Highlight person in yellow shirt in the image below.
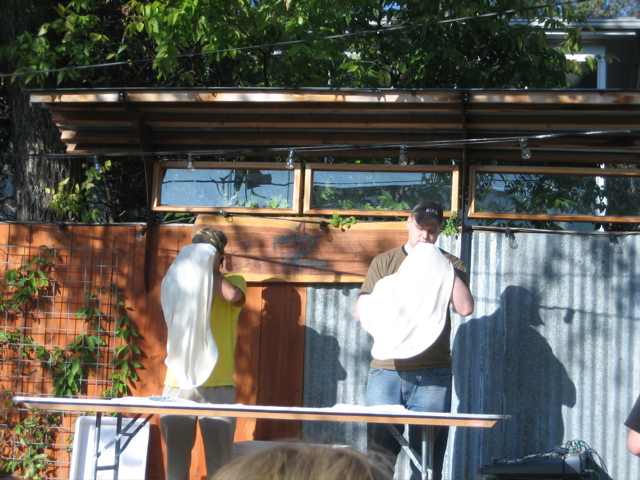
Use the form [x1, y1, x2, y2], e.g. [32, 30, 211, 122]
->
[160, 227, 247, 480]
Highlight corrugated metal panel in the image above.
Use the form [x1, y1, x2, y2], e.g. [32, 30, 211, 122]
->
[301, 232, 640, 480]
[454, 231, 640, 480]
[301, 283, 369, 449]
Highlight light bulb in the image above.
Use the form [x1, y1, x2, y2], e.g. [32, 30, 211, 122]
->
[186, 153, 195, 172]
[519, 138, 532, 160]
[136, 227, 147, 242]
[286, 149, 296, 169]
[399, 145, 408, 166]
[93, 155, 103, 174]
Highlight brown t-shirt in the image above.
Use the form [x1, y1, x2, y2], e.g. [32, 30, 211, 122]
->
[359, 245, 469, 370]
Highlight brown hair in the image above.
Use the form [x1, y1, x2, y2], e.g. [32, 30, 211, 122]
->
[213, 442, 392, 480]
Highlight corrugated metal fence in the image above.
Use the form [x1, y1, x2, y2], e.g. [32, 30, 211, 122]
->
[302, 231, 640, 480]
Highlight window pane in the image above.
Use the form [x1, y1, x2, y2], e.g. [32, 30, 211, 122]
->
[601, 176, 640, 217]
[474, 172, 606, 216]
[160, 168, 295, 209]
[311, 170, 453, 211]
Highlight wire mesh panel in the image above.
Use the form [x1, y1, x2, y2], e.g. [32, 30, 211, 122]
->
[0, 244, 122, 480]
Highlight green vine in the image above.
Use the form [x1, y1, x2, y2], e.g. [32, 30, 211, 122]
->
[0, 394, 60, 480]
[329, 212, 357, 231]
[0, 252, 53, 312]
[108, 295, 142, 398]
[441, 212, 460, 237]
[0, 251, 142, 478]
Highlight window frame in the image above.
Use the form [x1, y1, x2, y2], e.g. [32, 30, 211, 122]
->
[469, 165, 640, 223]
[151, 161, 303, 215]
[302, 163, 459, 218]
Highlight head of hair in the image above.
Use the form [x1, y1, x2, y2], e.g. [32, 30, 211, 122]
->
[212, 442, 392, 480]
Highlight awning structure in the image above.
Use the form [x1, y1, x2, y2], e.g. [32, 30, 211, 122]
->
[28, 88, 640, 165]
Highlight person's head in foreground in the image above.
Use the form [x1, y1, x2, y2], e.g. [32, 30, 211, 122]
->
[212, 442, 392, 480]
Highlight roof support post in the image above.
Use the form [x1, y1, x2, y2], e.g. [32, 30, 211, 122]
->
[121, 91, 156, 292]
[458, 91, 472, 267]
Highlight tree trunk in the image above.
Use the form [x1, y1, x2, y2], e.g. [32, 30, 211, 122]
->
[0, 0, 83, 222]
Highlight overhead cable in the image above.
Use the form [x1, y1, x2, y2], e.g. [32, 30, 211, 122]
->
[7, 127, 637, 161]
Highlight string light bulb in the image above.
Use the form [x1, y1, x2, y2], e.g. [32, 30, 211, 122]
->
[519, 138, 532, 160]
[136, 227, 147, 242]
[93, 155, 103, 174]
[286, 149, 296, 169]
[398, 145, 408, 166]
[186, 153, 195, 172]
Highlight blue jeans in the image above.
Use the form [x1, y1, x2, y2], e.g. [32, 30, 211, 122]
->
[365, 366, 452, 480]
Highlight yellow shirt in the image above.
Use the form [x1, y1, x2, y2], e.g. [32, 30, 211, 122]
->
[164, 274, 247, 388]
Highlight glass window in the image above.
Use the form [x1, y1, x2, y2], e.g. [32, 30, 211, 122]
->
[304, 164, 458, 217]
[470, 165, 640, 222]
[153, 162, 302, 214]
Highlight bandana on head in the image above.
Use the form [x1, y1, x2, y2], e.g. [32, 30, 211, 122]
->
[192, 227, 227, 254]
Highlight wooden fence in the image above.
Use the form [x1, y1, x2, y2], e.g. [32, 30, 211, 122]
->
[0, 216, 409, 480]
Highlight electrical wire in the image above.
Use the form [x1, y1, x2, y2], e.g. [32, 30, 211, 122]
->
[4, 127, 639, 162]
[0, 0, 589, 81]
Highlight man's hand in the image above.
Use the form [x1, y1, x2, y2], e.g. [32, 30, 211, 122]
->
[628, 429, 640, 456]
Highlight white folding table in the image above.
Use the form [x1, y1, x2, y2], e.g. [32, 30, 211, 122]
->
[14, 396, 507, 480]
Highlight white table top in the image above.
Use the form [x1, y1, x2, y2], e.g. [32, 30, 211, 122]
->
[14, 395, 507, 428]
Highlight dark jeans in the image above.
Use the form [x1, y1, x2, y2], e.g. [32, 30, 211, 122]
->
[365, 366, 452, 480]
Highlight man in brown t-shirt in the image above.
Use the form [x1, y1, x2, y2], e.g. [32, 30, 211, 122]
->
[354, 200, 474, 480]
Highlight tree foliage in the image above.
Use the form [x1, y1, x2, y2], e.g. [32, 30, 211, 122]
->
[1, 0, 595, 89]
[0, 0, 631, 225]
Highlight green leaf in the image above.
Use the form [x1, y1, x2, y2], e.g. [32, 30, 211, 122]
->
[70, 358, 80, 376]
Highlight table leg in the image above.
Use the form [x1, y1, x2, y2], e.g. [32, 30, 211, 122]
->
[88, 412, 152, 480]
[422, 425, 434, 480]
[92, 413, 102, 480]
[113, 413, 122, 480]
[386, 424, 434, 479]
